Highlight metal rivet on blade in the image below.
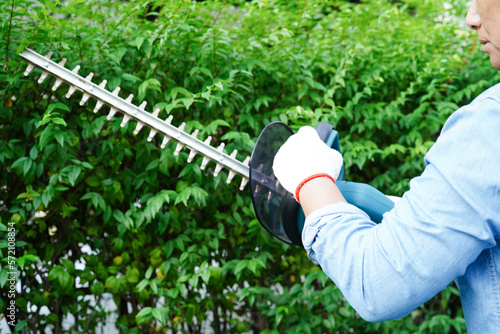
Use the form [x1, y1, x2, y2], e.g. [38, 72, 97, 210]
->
[176, 122, 186, 139]
[43, 51, 53, 68]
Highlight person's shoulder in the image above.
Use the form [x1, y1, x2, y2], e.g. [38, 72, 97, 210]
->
[438, 83, 500, 139]
[470, 82, 500, 105]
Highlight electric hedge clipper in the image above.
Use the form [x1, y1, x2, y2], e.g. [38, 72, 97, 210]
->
[19, 48, 395, 247]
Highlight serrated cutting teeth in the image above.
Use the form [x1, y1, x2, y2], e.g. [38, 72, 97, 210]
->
[134, 101, 148, 135]
[173, 123, 187, 155]
[160, 115, 174, 148]
[93, 80, 108, 113]
[226, 150, 238, 183]
[79, 74, 94, 105]
[37, 52, 53, 83]
[52, 78, 63, 91]
[200, 136, 212, 170]
[120, 96, 134, 127]
[146, 109, 161, 141]
[38, 71, 49, 84]
[213, 143, 226, 177]
[65, 65, 81, 98]
[24, 63, 35, 76]
[239, 157, 250, 190]
[51, 59, 67, 91]
[172, 122, 186, 154]
[120, 115, 130, 127]
[186, 129, 199, 162]
[44, 51, 53, 62]
[19, 48, 251, 190]
[107, 108, 117, 120]
[93, 100, 103, 113]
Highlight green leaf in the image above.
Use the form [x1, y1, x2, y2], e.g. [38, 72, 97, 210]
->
[137, 279, 149, 292]
[39, 125, 54, 149]
[170, 87, 192, 100]
[47, 102, 70, 113]
[52, 117, 68, 126]
[22, 159, 33, 176]
[201, 270, 210, 284]
[86, 176, 101, 187]
[146, 160, 159, 171]
[90, 281, 104, 295]
[136, 307, 153, 325]
[182, 97, 195, 110]
[53, 128, 65, 147]
[81, 192, 106, 210]
[174, 187, 208, 207]
[0, 268, 9, 288]
[21, 254, 41, 263]
[122, 73, 142, 83]
[68, 165, 82, 186]
[152, 307, 168, 325]
[234, 259, 248, 276]
[135, 36, 144, 49]
[29, 146, 38, 160]
[14, 319, 28, 332]
[10, 157, 28, 170]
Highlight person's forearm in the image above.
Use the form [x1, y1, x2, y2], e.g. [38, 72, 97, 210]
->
[298, 178, 347, 216]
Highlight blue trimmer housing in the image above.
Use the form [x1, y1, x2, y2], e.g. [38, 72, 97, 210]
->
[249, 122, 395, 247]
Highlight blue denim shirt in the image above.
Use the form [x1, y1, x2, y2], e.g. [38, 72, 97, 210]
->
[302, 83, 500, 333]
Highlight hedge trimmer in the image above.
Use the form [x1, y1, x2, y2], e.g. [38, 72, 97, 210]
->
[20, 48, 395, 247]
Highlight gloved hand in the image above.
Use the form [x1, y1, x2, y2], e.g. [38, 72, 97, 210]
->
[272, 126, 343, 203]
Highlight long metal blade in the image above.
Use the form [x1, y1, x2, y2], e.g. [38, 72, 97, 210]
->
[20, 48, 250, 190]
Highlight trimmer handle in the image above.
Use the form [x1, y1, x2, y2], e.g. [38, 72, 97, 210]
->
[249, 122, 395, 247]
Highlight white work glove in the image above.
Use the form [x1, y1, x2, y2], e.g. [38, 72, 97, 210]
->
[272, 126, 343, 202]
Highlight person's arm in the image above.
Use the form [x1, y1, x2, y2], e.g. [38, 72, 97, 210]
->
[298, 177, 346, 216]
[273, 97, 500, 321]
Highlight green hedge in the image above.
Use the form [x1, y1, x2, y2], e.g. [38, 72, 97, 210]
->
[1, 0, 499, 333]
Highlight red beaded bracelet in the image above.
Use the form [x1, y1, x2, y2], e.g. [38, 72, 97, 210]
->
[295, 173, 335, 204]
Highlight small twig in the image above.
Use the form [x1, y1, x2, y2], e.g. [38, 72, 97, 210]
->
[103, 4, 141, 45]
[5, 0, 15, 67]
[83, 295, 101, 332]
[132, 1, 186, 73]
[2, 23, 40, 103]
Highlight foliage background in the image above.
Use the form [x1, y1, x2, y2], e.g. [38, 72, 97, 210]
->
[1, 0, 499, 333]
